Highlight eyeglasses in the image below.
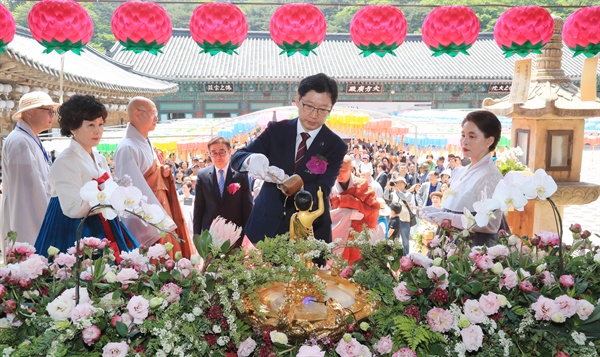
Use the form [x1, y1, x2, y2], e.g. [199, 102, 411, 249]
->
[210, 150, 228, 158]
[38, 107, 56, 116]
[300, 100, 331, 117]
[137, 109, 158, 118]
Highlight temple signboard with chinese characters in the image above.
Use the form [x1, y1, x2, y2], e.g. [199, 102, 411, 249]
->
[487, 83, 511, 93]
[346, 83, 383, 94]
[205, 83, 234, 93]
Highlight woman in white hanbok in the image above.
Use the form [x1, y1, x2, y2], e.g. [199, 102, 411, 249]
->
[35, 95, 138, 259]
[422, 111, 507, 246]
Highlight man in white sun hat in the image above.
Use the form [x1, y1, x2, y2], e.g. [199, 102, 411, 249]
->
[0, 91, 60, 254]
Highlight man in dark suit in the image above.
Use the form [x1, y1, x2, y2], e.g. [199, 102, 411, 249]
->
[231, 73, 347, 243]
[375, 163, 388, 189]
[193, 136, 253, 238]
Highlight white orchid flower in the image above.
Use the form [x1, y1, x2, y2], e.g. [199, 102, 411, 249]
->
[520, 168, 557, 200]
[140, 201, 166, 225]
[492, 180, 528, 213]
[461, 207, 476, 230]
[80, 179, 118, 219]
[473, 198, 501, 227]
[109, 186, 143, 213]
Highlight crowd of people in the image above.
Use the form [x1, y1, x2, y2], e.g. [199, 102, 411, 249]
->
[1, 73, 507, 266]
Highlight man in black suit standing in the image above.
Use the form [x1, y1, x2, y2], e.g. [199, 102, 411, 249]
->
[193, 136, 253, 238]
[231, 73, 347, 243]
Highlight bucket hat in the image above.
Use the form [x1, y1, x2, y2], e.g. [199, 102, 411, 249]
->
[12, 91, 60, 120]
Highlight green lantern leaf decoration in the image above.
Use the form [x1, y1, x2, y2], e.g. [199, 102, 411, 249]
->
[501, 40, 545, 58]
[356, 42, 400, 58]
[119, 39, 165, 55]
[429, 42, 473, 57]
[569, 43, 600, 58]
[0, 39, 7, 54]
[197, 40, 241, 56]
[39, 39, 86, 55]
[276, 41, 320, 57]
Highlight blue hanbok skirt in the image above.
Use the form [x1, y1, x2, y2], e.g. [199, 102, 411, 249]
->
[35, 197, 138, 257]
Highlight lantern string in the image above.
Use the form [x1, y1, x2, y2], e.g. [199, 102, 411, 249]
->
[59, 53, 64, 104]
[9, 0, 597, 9]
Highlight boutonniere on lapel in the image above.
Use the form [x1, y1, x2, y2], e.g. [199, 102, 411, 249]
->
[306, 155, 328, 175]
[227, 183, 241, 195]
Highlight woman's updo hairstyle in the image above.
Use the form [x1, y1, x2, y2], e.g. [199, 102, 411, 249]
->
[462, 110, 502, 152]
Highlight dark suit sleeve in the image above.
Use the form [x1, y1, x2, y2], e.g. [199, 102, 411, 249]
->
[240, 172, 253, 228]
[230, 122, 275, 172]
[192, 174, 205, 236]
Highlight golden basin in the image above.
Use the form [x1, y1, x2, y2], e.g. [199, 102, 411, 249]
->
[242, 271, 376, 341]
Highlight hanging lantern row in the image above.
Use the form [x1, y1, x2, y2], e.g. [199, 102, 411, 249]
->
[422, 6, 480, 57]
[562, 6, 600, 58]
[189, 3, 248, 56]
[5, 2, 600, 59]
[493, 6, 554, 58]
[350, 5, 407, 58]
[0, 3, 15, 54]
[28, 0, 94, 55]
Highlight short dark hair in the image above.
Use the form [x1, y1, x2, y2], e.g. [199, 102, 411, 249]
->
[294, 190, 313, 211]
[378, 163, 387, 171]
[297, 73, 338, 105]
[390, 204, 402, 214]
[208, 136, 231, 150]
[58, 95, 107, 137]
[462, 110, 502, 152]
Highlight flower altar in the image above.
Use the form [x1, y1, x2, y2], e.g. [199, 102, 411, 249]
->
[1, 170, 600, 356]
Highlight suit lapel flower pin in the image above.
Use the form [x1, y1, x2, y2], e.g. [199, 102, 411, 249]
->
[227, 183, 241, 195]
[306, 154, 328, 175]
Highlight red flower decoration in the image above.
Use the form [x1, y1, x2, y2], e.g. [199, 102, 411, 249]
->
[227, 183, 241, 195]
[111, 2, 172, 55]
[27, 0, 94, 55]
[306, 155, 328, 175]
[422, 6, 480, 57]
[350, 5, 407, 57]
[0, 3, 15, 54]
[494, 6, 554, 58]
[189, 3, 248, 56]
[563, 6, 600, 58]
[269, 3, 326, 56]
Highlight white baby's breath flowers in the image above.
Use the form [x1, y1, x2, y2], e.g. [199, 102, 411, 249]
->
[572, 331, 587, 346]
[217, 336, 229, 346]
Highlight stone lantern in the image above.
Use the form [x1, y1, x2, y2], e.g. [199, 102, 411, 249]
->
[483, 15, 600, 236]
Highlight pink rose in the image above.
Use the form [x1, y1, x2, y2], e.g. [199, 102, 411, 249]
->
[464, 299, 487, 324]
[71, 303, 95, 323]
[461, 324, 483, 352]
[479, 292, 500, 316]
[160, 282, 183, 303]
[426, 266, 449, 289]
[559, 275, 575, 288]
[427, 308, 453, 333]
[110, 315, 122, 328]
[102, 341, 129, 357]
[127, 295, 149, 324]
[297, 345, 325, 357]
[227, 183, 241, 195]
[19, 254, 48, 279]
[335, 337, 370, 357]
[176, 258, 193, 277]
[519, 280, 534, 292]
[82, 325, 101, 346]
[54, 253, 76, 267]
[410, 253, 432, 268]
[0, 285, 5, 299]
[486, 244, 510, 259]
[306, 155, 328, 175]
[576, 299, 595, 320]
[538, 231, 560, 247]
[392, 348, 417, 357]
[393, 282, 413, 302]
[376, 335, 393, 354]
[81, 237, 109, 249]
[237, 337, 257, 357]
[147, 244, 168, 260]
[116, 268, 139, 284]
[540, 270, 556, 287]
[475, 255, 494, 271]
[339, 266, 353, 279]
[499, 268, 518, 290]
[531, 296, 558, 321]
[400, 256, 413, 272]
[554, 295, 577, 318]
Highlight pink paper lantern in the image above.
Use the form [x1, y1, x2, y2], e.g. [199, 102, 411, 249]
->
[269, 3, 326, 56]
[350, 5, 407, 57]
[563, 6, 600, 58]
[112, 1, 172, 55]
[494, 6, 554, 58]
[422, 6, 480, 57]
[27, 0, 94, 55]
[189, 3, 248, 56]
[0, 3, 15, 54]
